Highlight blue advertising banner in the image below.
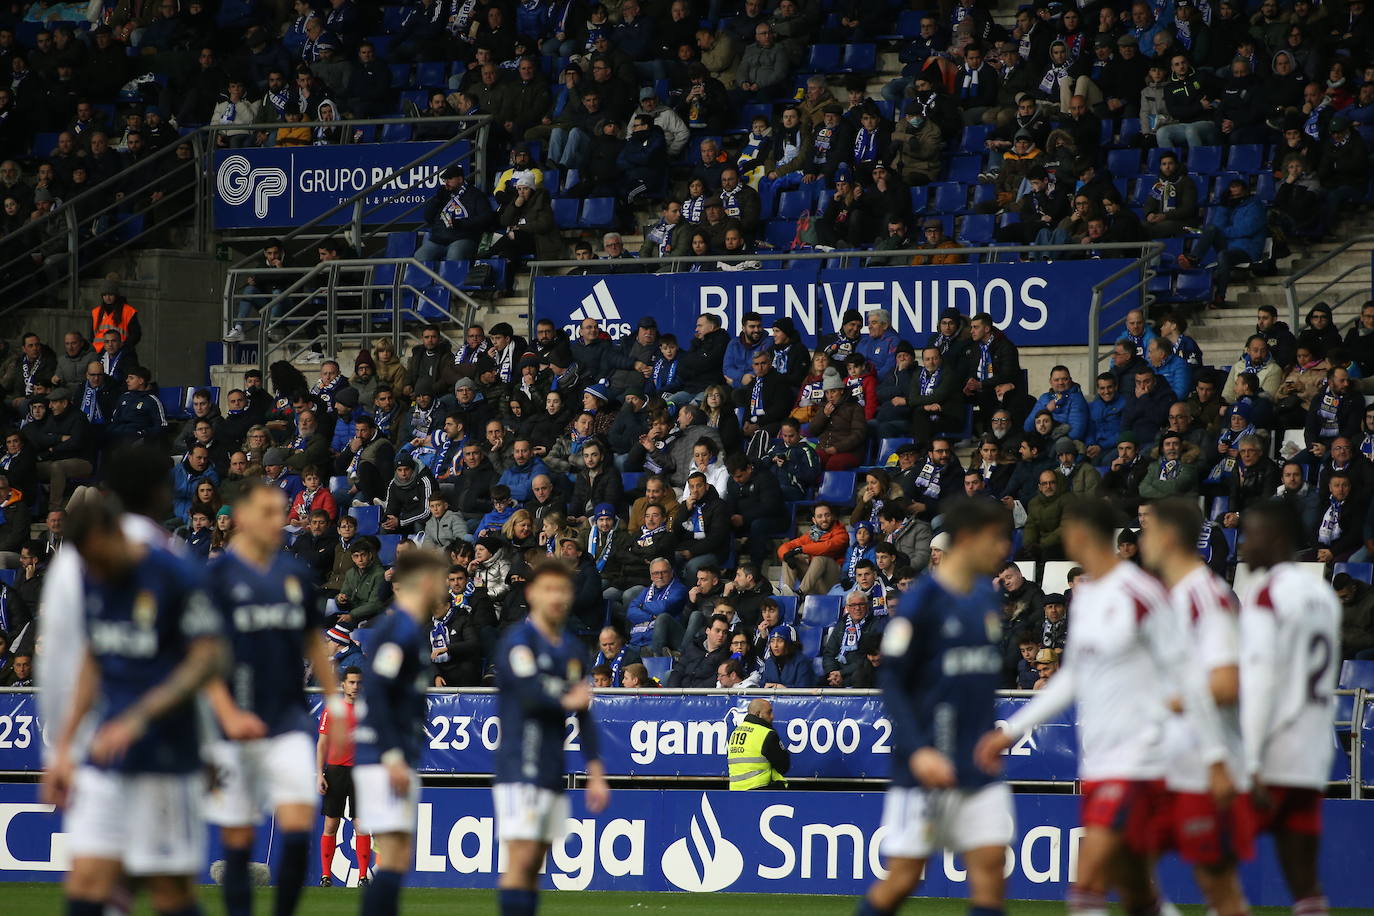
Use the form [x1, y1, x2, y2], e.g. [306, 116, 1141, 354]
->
[0, 783, 1371, 907]
[211, 141, 468, 229]
[532, 261, 1135, 349]
[0, 692, 1077, 781]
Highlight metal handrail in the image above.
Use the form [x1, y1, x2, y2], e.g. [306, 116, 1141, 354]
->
[223, 256, 482, 370]
[1283, 233, 1374, 329]
[1087, 242, 1166, 369]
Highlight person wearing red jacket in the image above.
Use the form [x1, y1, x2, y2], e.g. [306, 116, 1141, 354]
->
[843, 352, 880, 421]
[777, 503, 850, 596]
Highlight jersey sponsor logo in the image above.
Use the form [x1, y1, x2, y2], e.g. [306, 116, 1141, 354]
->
[89, 620, 157, 658]
[660, 794, 744, 892]
[232, 602, 306, 632]
[941, 645, 1002, 677]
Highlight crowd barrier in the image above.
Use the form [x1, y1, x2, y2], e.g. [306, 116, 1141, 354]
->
[531, 258, 1141, 348]
[0, 690, 1358, 788]
[0, 783, 1371, 906]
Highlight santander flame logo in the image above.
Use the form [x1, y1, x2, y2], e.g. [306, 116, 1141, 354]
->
[660, 794, 744, 892]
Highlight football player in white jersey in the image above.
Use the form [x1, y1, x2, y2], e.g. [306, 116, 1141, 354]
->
[1238, 501, 1341, 916]
[977, 499, 1229, 916]
[1139, 500, 1253, 916]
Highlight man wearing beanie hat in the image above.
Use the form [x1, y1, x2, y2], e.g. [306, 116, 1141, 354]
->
[1100, 433, 1149, 511]
[1052, 436, 1101, 498]
[823, 308, 866, 362]
[350, 349, 379, 405]
[415, 164, 492, 262]
[889, 98, 942, 185]
[91, 278, 141, 360]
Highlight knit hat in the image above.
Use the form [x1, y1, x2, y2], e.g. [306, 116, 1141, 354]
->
[515, 174, 536, 189]
[325, 620, 355, 647]
[518, 352, 541, 371]
[1043, 592, 1066, 605]
[217, 504, 232, 517]
[101, 278, 120, 296]
[842, 308, 862, 325]
[355, 348, 376, 369]
[769, 624, 797, 643]
[593, 502, 616, 520]
[922, 217, 943, 230]
[334, 386, 360, 408]
[930, 531, 951, 553]
[896, 340, 915, 356]
[476, 534, 503, 555]
[821, 367, 844, 391]
[772, 316, 798, 339]
[413, 377, 435, 397]
[454, 377, 477, 390]
[1228, 401, 1253, 421]
[834, 163, 852, 183]
[1054, 436, 1077, 456]
[639, 85, 657, 100]
[440, 164, 464, 179]
[584, 382, 610, 402]
[263, 447, 288, 466]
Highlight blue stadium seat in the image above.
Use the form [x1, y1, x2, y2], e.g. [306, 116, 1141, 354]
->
[1226, 143, 1263, 173]
[620, 472, 643, 492]
[1254, 172, 1277, 202]
[876, 437, 912, 466]
[0, 569, 14, 586]
[378, 534, 401, 565]
[381, 122, 413, 142]
[929, 181, 967, 213]
[763, 219, 796, 250]
[960, 124, 991, 153]
[461, 258, 507, 292]
[958, 213, 994, 245]
[1187, 145, 1223, 175]
[1334, 562, 1374, 584]
[642, 656, 674, 682]
[1172, 269, 1213, 303]
[353, 505, 381, 536]
[816, 470, 856, 507]
[777, 189, 809, 220]
[553, 197, 580, 228]
[1117, 117, 1141, 147]
[945, 155, 981, 185]
[802, 595, 842, 628]
[1107, 147, 1141, 178]
[415, 61, 447, 88]
[1339, 659, 1374, 690]
[437, 259, 472, 290]
[797, 624, 824, 659]
[330, 475, 350, 504]
[971, 183, 997, 208]
[578, 197, 616, 228]
[803, 44, 842, 72]
[384, 231, 415, 258]
[893, 9, 926, 37]
[772, 595, 797, 625]
[398, 89, 426, 111]
[364, 35, 391, 59]
[389, 63, 412, 88]
[840, 43, 877, 74]
[381, 6, 407, 32]
[908, 186, 928, 213]
[159, 386, 190, 420]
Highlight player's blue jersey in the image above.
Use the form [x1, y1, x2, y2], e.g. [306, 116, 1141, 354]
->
[493, 618, 600, 791]
[880, 572, 1003, 790]
[204, 550, 324, 737]
[84, 545, 222, 774]
[354, 607, 431, 767]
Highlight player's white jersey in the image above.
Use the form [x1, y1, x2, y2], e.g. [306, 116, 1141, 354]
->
[1006, 560, 1216, 781]
[1163, 564, 1246, 792]
[1239, 562, 1341, 790]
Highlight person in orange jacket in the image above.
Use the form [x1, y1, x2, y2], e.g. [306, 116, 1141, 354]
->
[777, 502, 850, 597]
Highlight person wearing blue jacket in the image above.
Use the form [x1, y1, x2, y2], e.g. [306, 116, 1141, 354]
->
[723, 311, 771, 387]
[1023, 366, 1088, 442]
[1178, 179, 1268, 307]
[497, 439, 549, 503]
[1146, 337, 1191, 400]
[760, 625, 814, 688]
[170, 447, 219, 522]
[856, 308, 902, 380]
[625, 558, 689, 653]
[1084, 372, 1125, 463]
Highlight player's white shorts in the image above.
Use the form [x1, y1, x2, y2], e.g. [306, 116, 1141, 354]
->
[204, 731, 318, 827]
[354, 763, 420, 835]
[879, 782, 1015, 860]
[492, 782, 571, 844]
[64, 766, 207, 877]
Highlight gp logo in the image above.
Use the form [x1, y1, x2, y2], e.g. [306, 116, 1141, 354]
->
[216, 155, 288, 219]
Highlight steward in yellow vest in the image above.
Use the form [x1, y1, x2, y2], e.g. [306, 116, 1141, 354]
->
[726, 698, 790, 790]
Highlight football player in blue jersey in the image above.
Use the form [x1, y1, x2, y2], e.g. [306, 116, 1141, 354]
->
[351, 548, 451, 916]
[202, 481, 344, 916]
[43, 496, 229, 916]
[494, 559, 610, 916]
[857, 497, 1015, 916]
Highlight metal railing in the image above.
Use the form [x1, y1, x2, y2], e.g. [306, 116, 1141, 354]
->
[530, 241, 1164, 378]
[1283, 233, 1374, 330]
[221, 256, 483, 371]
[0, 114, 490, 322]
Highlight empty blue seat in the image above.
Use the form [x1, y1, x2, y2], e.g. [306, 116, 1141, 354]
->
[763, 219, 796, 250]
[958, 213, 994, 245]
[1117, 117, 1142, 147]
[908, 186, 928, 212]
[945, 155, 981, 184]
[1172, 269, 1213, 302]
[620, 472, 643, 492]
[1254, 172, 1277, 202]
[772, 595, 798, 624]
[802, 595, 842, 628]
[384, 230, 415, 258]
[642, 656, 673, 682]
[840, 43, 877, 73]
[929, 181, 967, 213]
[553, 197, 579, 228]
[415, 61, 447, 88]
[378, 534, 401, 566]
[1226, 143, 1263, 173]
[797, 624, 824, 659]
[971, 183, 997, 208]
[380, 122, 412, 142]
[959, 124, 991, 153]
[893, 9, 926, 36]
[816, 470, 856, 507]
[1107, 147, 1142, 178]
[437, 259, 471, 289]
[1187, 145, 1223, 174]
[579, 197, 616, 228]
[1334, 562, 1374, 584]
[1339, 660, 1374, 689]
[777, 189, 809, 221]
[353, 505, 381, 536]
[803, 43, 842, 72]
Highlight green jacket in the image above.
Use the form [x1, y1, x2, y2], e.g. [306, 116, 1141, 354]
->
[1023, 491, 1066, 551]
[1137, 458, 1200, 500]
[339, 560, 387, 622]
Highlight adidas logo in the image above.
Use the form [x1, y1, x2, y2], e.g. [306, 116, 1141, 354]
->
[569, 279, 621, 322]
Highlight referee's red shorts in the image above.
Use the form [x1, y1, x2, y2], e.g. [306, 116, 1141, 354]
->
[1254, 786, 1323, 837]
[1080, 779, 1170, 855]
[1168, 791, 1258, 866]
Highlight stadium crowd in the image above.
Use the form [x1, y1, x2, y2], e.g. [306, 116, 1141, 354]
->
[0, 0, 1372, 306]
[7, 293, 1374, 694]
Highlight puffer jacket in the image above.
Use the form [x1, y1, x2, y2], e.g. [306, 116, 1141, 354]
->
[808, 395, 866, 456]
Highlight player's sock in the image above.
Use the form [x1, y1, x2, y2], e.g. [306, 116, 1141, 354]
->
[968, 907, 1004, 916]
[361, 868, 403, 916]
[320, 833, 336, 878]
[1066, 887, 1109, 916]
[498, 888, 538, 916]
[355, 834, 373, 873]
[1293, 896, 1329, 916]
[66, 900, 104, 916]
[274, 830, 309, 915]
[223, 846, 253, 916]
[854, 898, 894, 916]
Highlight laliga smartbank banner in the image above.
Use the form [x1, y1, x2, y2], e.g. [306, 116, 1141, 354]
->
[534, 260, 1136, 348]
[211, 141, 470, 229]
[0, 784, 1371, 906]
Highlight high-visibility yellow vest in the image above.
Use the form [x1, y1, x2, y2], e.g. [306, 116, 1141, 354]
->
[727, 719, 787, 790]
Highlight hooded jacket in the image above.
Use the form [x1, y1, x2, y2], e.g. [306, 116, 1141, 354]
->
[384, 468, 435, 533]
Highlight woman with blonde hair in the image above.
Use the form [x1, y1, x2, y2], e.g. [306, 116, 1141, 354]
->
[372, 337, 408, 392]
[501, 508, 538, 550]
